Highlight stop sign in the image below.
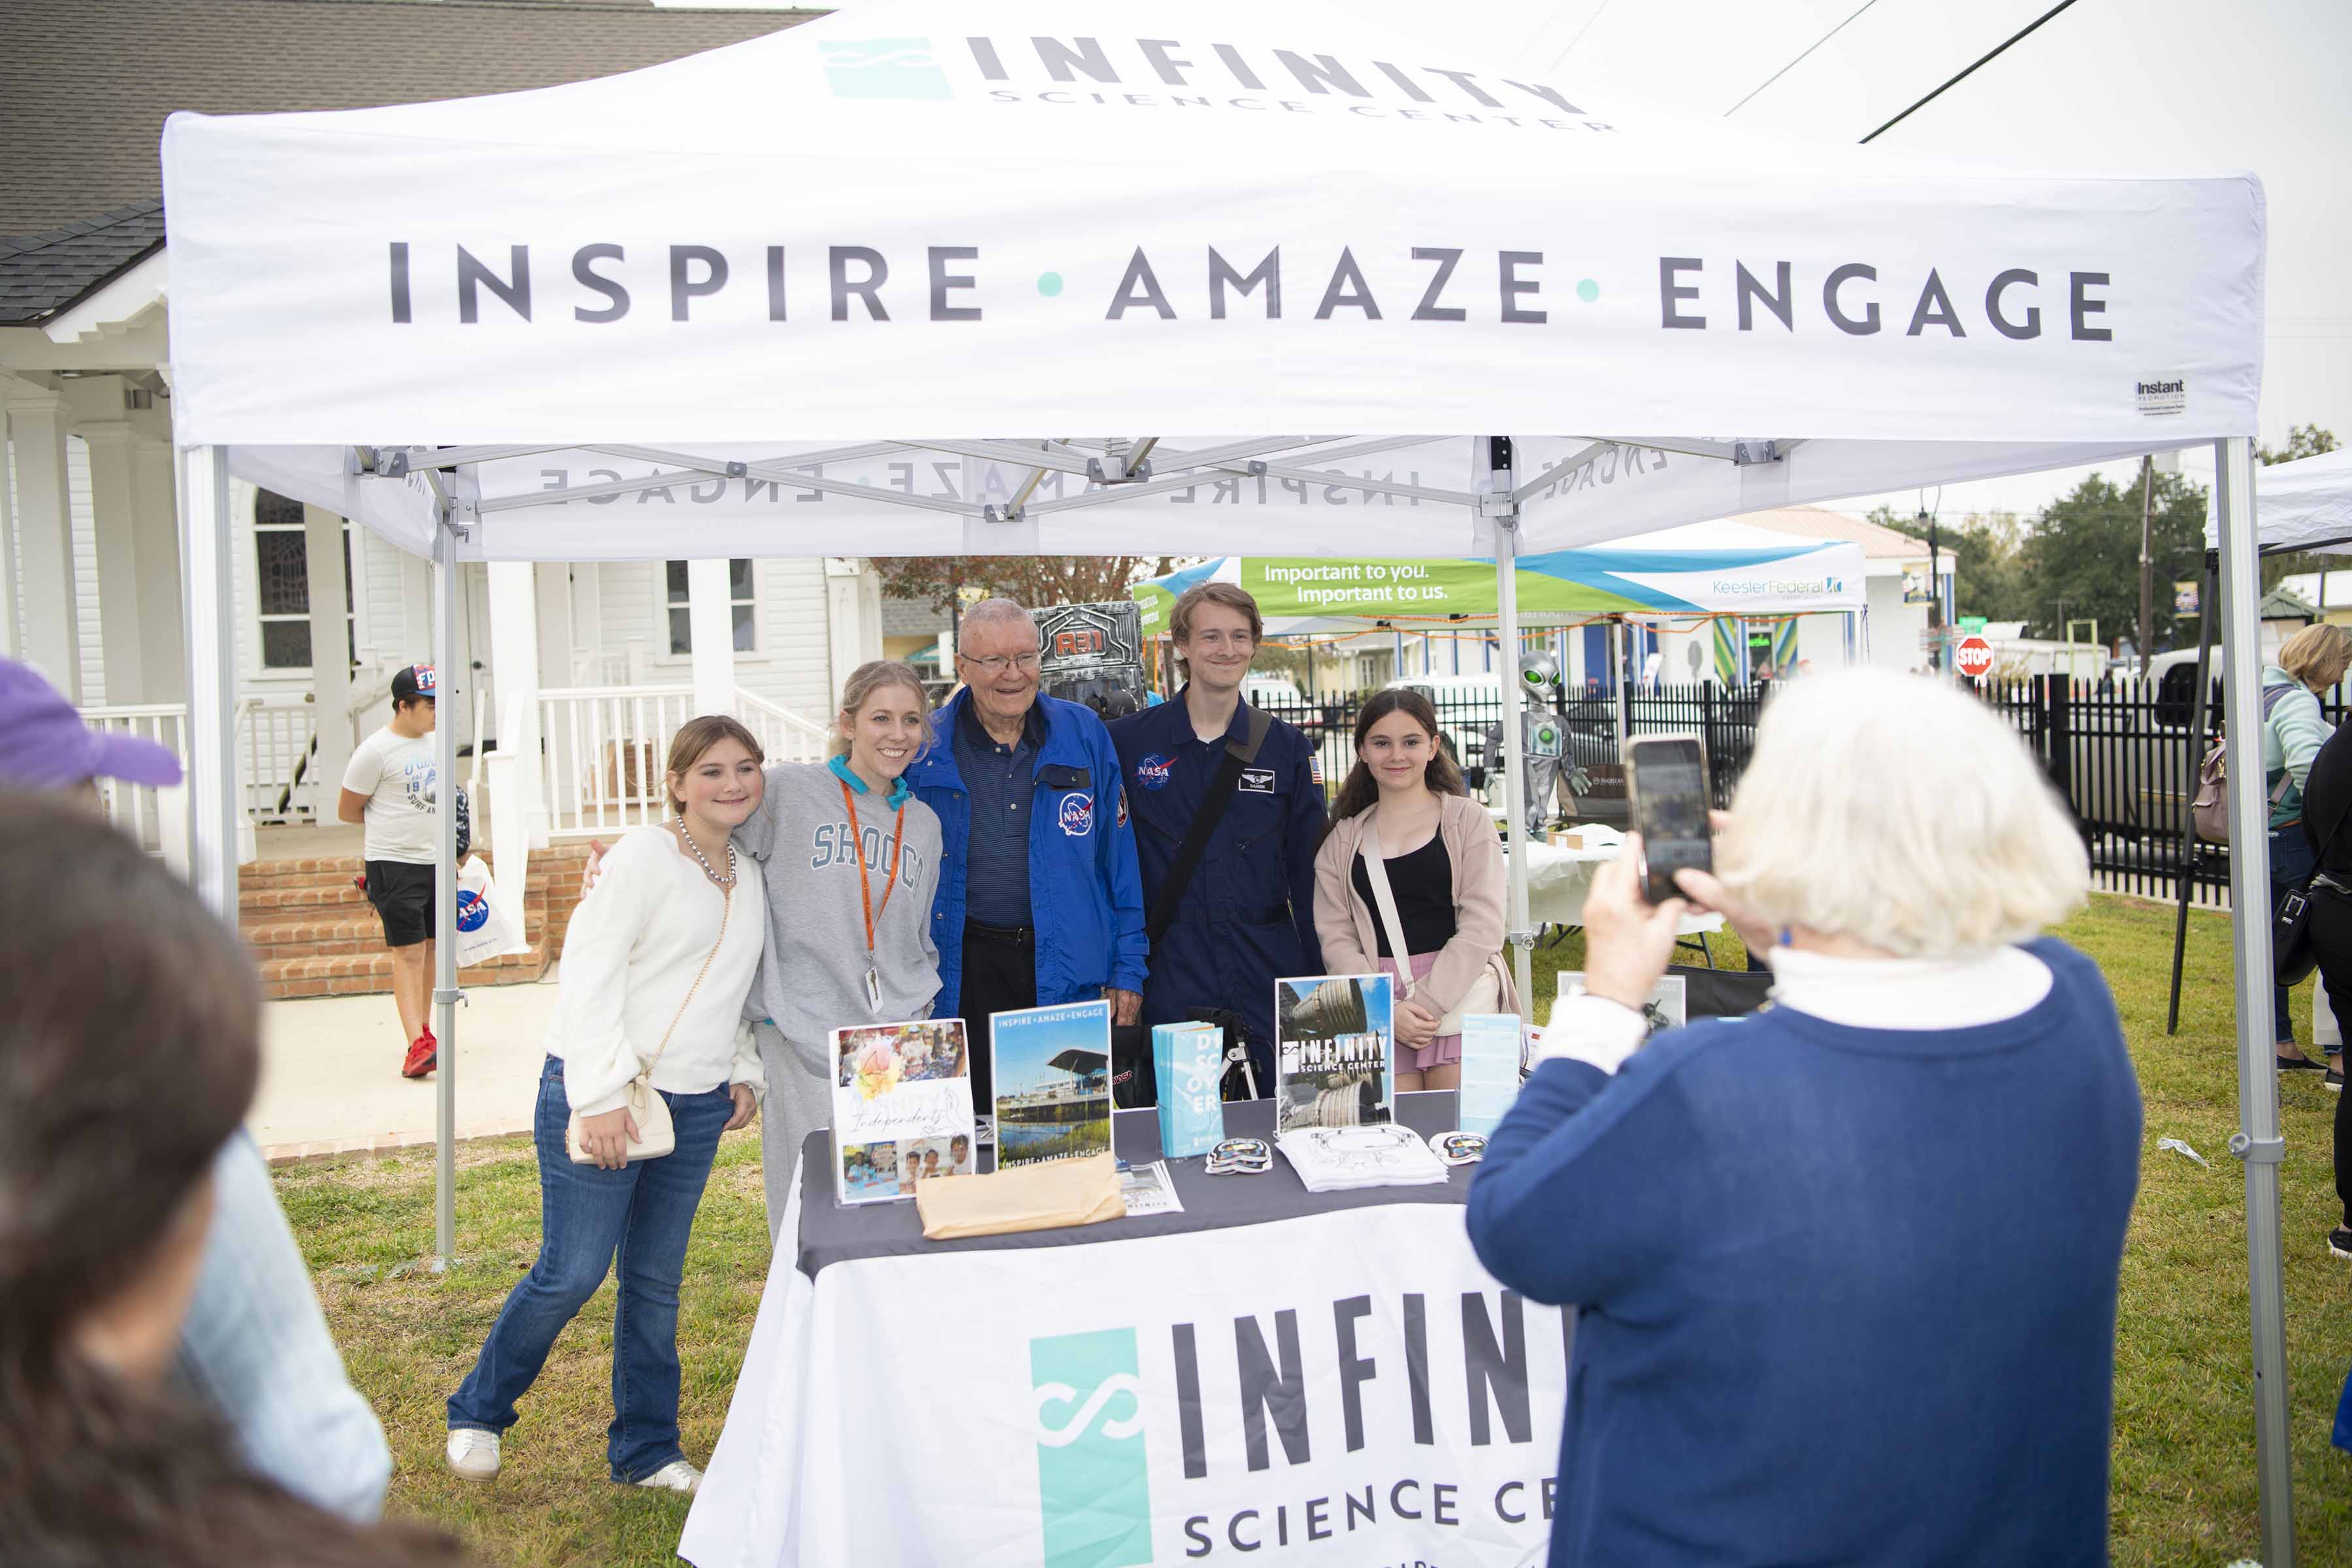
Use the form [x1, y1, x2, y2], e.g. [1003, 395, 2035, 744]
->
[1954, 636, 1995, 679]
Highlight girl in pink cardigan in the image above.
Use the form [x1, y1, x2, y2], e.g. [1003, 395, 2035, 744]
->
[1313, 689, 1516, 1091]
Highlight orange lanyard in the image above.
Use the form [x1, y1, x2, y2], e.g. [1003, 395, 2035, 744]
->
[840, 776, 907, 960]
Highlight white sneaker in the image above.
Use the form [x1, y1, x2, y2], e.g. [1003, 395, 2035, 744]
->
[446, 1428, 500, 1482]
[630, 1460, 703, 1495]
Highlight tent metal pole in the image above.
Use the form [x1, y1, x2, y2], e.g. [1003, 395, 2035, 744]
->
[2166, 557, 2219, 1036]
[1612, 618, 1630, 760]
[1486, 441, 1535, 1019]
[181, 444, 240, 923]
[431, 496, 463, 1271]
[2215, 434, 2295, 1568]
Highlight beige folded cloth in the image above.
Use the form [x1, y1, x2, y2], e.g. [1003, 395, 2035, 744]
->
[915, 1151, 1126, 1239]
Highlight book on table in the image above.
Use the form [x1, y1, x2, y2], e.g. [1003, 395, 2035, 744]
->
[1152, 1021, 1227, 1157]
[1274, 973, 1395, 1134]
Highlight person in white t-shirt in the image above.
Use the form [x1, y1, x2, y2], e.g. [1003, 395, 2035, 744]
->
[337, 664, 441, 1080]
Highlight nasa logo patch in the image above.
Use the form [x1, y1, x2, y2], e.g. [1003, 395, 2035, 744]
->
[1135, 753, 1174, 791]
[1058, 791, 1094, 838]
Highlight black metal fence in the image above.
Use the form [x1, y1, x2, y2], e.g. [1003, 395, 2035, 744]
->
[1254, 672, 2340, 908]
[1979, 674, 2352, 907]
[1248, 681, 1765, 819]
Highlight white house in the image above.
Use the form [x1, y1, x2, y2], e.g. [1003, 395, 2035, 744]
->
[1, 0, 894, 870]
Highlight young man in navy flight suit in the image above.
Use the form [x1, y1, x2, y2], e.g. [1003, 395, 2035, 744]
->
[1111, 581, 1326, 1092]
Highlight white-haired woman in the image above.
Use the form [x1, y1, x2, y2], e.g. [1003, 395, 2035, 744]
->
[734, 660, 945, 1238]
[1467, 669, 2141, 1568]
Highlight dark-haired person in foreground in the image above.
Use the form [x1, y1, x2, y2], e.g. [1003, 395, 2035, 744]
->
[0, 794, 461, 1568]
[1467, 669, 2141, 1567]
[0, 659, 391, 1522]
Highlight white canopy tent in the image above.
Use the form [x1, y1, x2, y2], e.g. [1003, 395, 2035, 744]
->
[157, 0, 2292, 1555]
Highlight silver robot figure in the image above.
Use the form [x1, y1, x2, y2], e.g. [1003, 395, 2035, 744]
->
[1485, 653, 1571, 838]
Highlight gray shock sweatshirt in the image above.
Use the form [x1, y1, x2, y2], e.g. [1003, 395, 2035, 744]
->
[733, 760, 945, 1076]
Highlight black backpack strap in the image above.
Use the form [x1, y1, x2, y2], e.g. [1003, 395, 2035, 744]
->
[1145, 706, 1275, 949]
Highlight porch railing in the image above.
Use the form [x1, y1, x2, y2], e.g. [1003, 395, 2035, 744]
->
[538, 685, 833, 838]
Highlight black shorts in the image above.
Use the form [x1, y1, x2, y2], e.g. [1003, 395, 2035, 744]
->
[364, 860, 437, 949]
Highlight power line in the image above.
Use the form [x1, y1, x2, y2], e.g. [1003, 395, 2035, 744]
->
[1723, 0, 1887, 118]
[1859, 0, 2082, 144]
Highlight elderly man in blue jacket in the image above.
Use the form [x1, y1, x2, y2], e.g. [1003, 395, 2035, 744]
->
[906, 598, 1148, 1109]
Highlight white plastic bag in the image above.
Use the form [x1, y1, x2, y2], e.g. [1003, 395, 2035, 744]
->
[453, 854, 529, 967]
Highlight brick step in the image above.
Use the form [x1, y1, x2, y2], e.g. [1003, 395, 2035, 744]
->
[244, 908, 548, 955]
[260, 944, 548, 1001]
[237, 862, 561, 915]
[242, 856, 368, 889]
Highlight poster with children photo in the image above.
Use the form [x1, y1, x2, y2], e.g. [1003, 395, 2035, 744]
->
[1275, 973, 1395, 1132]
[830, 1019, 976, 1205]
[839, 1141, 901, 1203]
[895, 1134, 974, 1192]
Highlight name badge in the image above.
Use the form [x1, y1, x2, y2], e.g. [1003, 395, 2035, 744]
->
[1237, 768, 1277, 795]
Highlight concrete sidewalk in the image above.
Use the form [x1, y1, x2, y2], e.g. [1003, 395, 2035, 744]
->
[252, 967, 562, 1162]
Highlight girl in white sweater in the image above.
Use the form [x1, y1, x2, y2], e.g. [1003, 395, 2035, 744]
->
[446, 716, 768, 1495]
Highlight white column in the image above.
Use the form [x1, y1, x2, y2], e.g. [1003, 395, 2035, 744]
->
[7, 387, 78, 697]
[78, 417, 147, 704]
[533, 561, 571, 695]
[825, 557, 884, 699]
[487, 559, 547, 877]
[302, 504, 354, 803]
[129, 419, 184, 701]
[180, 445, 240, 919]
[397, 545, 431, 664]
[687, 556, 734, 717]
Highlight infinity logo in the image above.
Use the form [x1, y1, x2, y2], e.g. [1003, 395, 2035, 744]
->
[1034, 1374, 1148, 1446]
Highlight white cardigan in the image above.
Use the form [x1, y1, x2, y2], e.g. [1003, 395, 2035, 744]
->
[544, 825, 766, 1116]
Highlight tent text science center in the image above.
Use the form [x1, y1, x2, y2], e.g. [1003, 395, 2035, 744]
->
[154, 0, 2295, 1561]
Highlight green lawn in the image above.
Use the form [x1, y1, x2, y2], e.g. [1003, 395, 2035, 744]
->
[277, 900, 2352, 1567]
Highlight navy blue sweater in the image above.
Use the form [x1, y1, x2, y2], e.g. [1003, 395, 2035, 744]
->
[1466, 939, 2140, 1567]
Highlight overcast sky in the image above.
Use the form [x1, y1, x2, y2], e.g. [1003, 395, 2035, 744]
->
[659, 0, 2349, 527]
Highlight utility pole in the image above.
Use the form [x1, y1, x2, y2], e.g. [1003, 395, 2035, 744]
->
[2137, 453, 2157, 679]
[1921, 506, 1944, 676]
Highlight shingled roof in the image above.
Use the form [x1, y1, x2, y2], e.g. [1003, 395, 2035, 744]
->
[0, 0, 819, 237]
[0, 200, 167, 328]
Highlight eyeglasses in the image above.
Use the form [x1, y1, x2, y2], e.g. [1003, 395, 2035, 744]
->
[959, 650, 1042, 675]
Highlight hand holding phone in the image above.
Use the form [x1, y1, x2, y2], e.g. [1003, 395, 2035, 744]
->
[1625, 735, 1712, 905]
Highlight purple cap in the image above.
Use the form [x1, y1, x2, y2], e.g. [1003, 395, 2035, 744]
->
[0, 659, 185, 791]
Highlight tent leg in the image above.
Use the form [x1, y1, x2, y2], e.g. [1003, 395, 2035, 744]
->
[433, 507, 461, 1271]
[180, 444, 240, 922]
[1487, 444, 1535, 1021]
[2215, 435, 2295, 1568]
[2167, 559, 2219, 1036]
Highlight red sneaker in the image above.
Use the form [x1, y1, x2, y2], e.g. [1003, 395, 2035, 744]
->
[402, 1034, 438, 1079]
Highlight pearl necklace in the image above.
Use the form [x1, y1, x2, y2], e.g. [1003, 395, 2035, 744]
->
[679, 826, 737, 888]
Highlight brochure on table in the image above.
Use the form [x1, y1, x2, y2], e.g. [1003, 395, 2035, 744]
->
[1457, 1013, 1525, 1137]
[1275, 973, 1394, 1133]
[990, 999, 1115, 1170]
[830, 1019, 977, 1207]
[1152, 1021, 1227, 1157]
[1276, 1124, 1449, 1192]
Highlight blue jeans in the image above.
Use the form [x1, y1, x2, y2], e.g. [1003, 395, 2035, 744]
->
[448, 1057, 731, 1481]
[178, 1132, 391, 1520]
[2272, 826, 2319, 1045]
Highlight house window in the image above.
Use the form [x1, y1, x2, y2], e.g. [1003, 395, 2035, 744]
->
[253, 490, 357, 669]
[665, 559, 757, 655]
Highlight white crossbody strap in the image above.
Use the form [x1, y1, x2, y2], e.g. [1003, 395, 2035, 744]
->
[1358, 809, 1417, 1000]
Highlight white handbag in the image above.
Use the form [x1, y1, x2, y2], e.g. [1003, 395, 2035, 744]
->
[565, 881, 731, 1165]
[1359, 810, 1507, 1036]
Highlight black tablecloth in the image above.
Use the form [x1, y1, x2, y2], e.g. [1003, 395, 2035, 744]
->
[796, 1090, 1472, 1278]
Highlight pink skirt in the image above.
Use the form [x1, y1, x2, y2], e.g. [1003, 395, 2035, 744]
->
[1380, 953, 1461, 1070]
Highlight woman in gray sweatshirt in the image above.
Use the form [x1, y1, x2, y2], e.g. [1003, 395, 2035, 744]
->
[731, 661, 945, 1239]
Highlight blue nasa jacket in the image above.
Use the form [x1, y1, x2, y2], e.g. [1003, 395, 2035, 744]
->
[906, 689, 1149, 1016]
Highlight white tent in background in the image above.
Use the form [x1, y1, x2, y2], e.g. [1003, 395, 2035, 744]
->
[2205, 446, 2352, 557]
[156, 0, 2291, 1558]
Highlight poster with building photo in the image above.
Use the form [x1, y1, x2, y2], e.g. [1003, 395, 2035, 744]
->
[830, 1019, 975, 1207]
[1276, 973, 1394, 1132]
[990, 999, 1114, 1169]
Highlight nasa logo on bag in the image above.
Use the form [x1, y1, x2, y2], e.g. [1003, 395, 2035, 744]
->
[455, 888, 489, 933]
[1135, 753, 1173, 791]
[1058, 791, 1094, 838]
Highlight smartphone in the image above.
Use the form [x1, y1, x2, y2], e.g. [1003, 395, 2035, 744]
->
[1624, 734, 1713, 904]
